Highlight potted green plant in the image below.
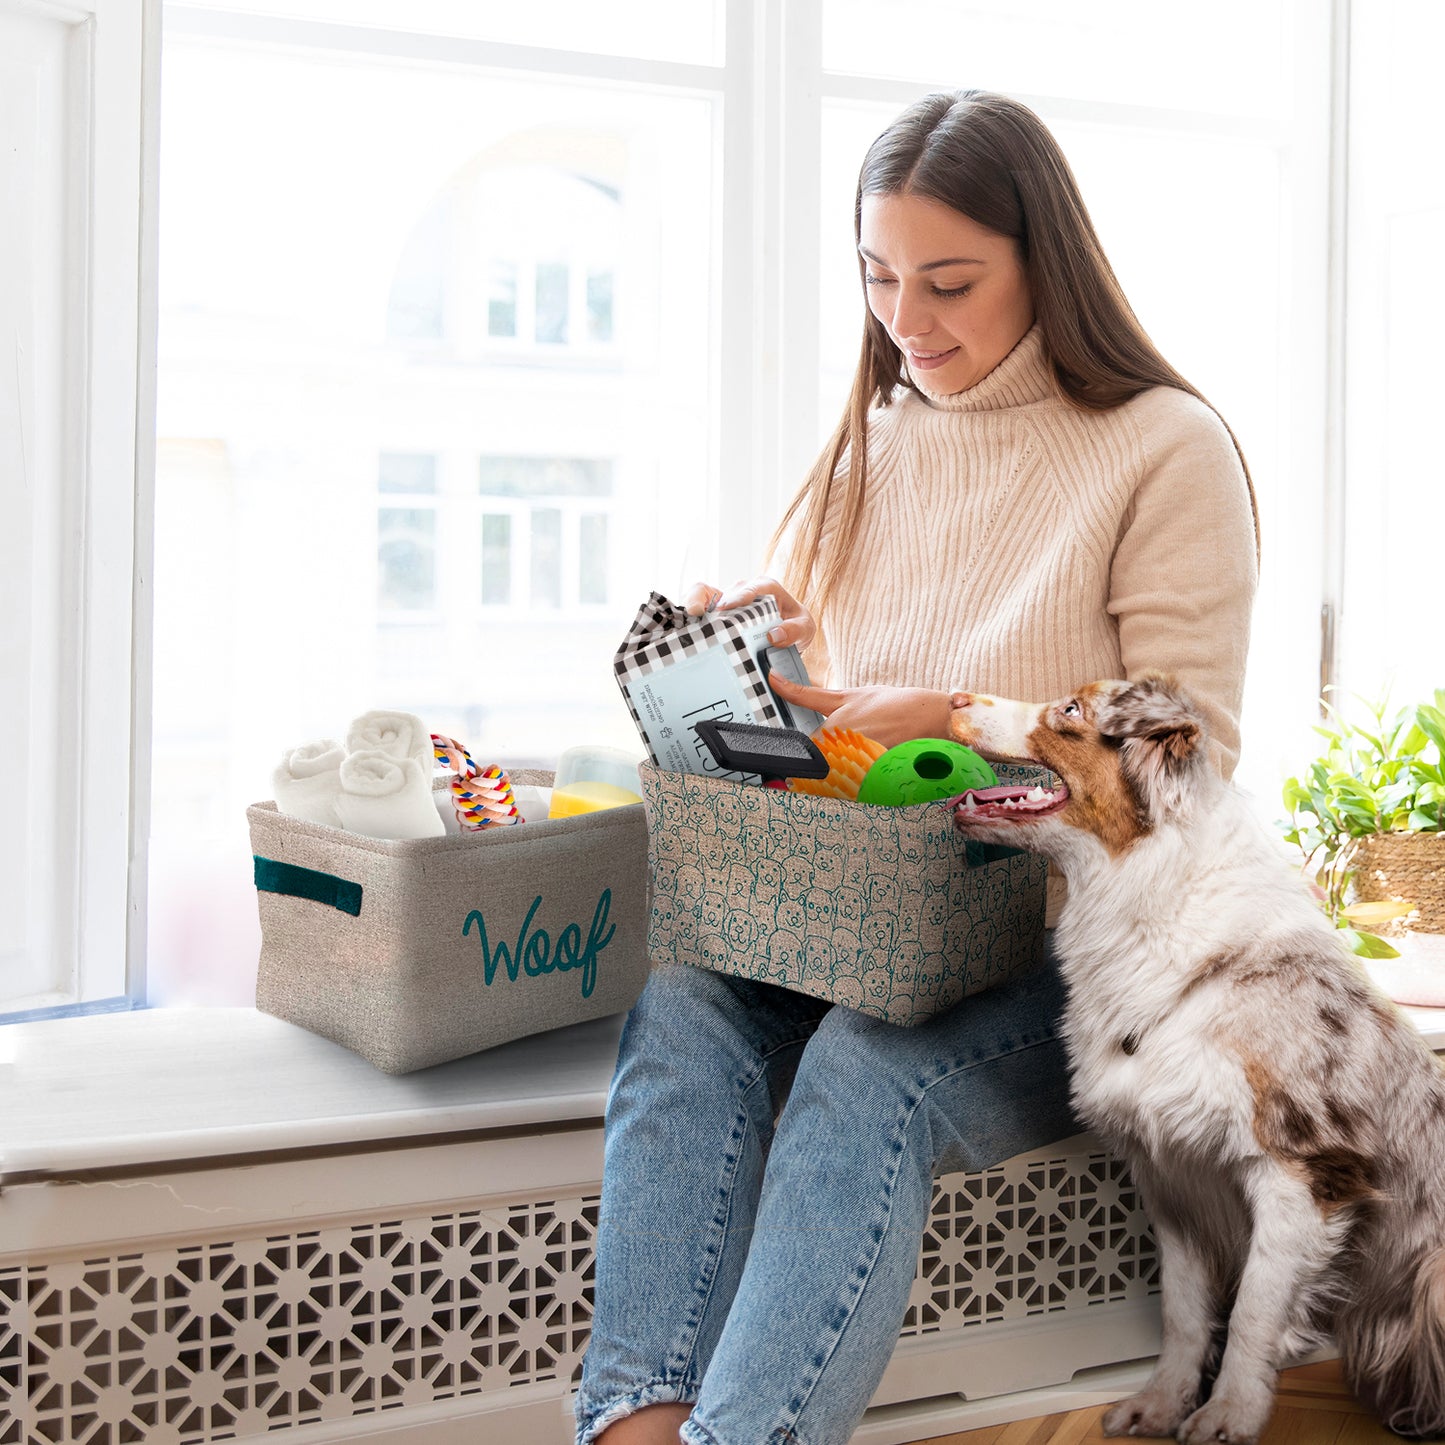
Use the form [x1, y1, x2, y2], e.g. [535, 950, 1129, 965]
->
[1281, 688, 1445, 958]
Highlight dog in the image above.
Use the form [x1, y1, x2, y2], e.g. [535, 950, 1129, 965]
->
[946, 675, 1445, 1443]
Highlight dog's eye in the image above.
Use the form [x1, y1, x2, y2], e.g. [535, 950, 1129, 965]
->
[1061, 700, 1082, 719]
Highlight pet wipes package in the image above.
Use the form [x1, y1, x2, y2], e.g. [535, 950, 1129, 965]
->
[614, 592, 826, 782]
[639, 761, 1051, 1025]
[247, 770, 650, 1073]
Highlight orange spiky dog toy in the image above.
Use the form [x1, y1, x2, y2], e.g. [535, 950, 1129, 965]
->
[789, 727, 887, 800]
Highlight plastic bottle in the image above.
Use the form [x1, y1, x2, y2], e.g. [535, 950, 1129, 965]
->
[548, 745, 644, 818]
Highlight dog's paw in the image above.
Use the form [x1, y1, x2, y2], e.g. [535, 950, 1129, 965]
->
[1102, 1387, 1196, 1437]
[1175, 1395, 1271, 1445]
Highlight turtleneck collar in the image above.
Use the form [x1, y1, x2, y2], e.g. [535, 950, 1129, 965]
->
[907, 324, 1058, 413]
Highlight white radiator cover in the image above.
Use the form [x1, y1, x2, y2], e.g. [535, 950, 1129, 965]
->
[0, 1133, 1159, 1444]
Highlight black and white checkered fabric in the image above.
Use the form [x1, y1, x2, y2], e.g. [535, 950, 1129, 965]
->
[613, 591, 789, 750]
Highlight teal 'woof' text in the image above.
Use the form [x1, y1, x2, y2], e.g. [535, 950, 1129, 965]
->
[462, 890, 614, 999]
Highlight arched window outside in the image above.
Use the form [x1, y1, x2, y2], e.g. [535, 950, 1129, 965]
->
[386, 160, 620, 354]
[379, 157, 624, 621]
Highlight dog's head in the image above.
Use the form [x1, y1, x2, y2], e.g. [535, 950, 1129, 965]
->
[947, 674, 1207, 856]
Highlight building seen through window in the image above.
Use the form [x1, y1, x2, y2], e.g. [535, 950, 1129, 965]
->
[386, 163, 620, 355]
[378, 452, 615, 616]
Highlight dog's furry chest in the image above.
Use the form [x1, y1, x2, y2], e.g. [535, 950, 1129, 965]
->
[1059, 972, 1253, 1161]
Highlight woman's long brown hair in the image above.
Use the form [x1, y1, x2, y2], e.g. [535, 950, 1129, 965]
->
[770, 89, 1259, 615]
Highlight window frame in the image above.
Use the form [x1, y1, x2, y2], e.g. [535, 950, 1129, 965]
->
[0, 0, 158, 1017]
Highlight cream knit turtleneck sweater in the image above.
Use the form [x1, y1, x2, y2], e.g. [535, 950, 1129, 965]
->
[783, 325, 1258, 778]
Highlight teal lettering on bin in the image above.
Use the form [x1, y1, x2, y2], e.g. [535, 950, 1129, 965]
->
[462, 890, 615, 999]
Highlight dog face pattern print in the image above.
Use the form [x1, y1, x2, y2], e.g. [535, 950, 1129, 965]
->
[640, 762, 1049, 1024]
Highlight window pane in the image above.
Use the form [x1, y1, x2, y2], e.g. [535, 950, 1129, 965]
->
[151, 34, 717, 1004]
[821, 0, 1289, 121]
[479, 456, 612, 497]
[392, 165, 618, 357]
[385, 192, 448, 339]
[378, 508, 437, 610]
[481, 512, 512, 605]
[535, 261, 569, 344]
[530, 507, 563, 608]
[579, 512, 609, 604]
[378, 451, 437, 494]
[487, 260, 517, 339]
[1339, 2, 1445, 710]
[587, 268, 614, 343]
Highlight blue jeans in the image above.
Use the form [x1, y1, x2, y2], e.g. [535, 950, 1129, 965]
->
[574, 949, 1079, 1445]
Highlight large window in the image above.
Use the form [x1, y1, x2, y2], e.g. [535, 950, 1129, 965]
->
[146, 6, 720, 1004]
[8, 0, 1371, 1016]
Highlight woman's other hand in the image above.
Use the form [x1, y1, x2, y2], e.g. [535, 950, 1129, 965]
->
[768, 675, 951, 751]
[682, 576, 817, 651]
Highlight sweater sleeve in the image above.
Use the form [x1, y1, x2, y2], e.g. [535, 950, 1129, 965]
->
[1110, 391, 1258, 779]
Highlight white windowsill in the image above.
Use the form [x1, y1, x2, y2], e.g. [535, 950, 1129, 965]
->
[5, 995, 1443, 1186]
[1394, 1004, 1445, 1045]
[0, 1007, 623, 1182]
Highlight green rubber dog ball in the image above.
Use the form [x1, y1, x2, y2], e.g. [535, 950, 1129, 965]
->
[856, 739, 998, 807]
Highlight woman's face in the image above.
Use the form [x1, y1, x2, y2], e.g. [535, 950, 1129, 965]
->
[859, 192, 1034, 394]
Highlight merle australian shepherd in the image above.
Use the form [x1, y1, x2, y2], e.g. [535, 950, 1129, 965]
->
[946, 675, 1445, 1443]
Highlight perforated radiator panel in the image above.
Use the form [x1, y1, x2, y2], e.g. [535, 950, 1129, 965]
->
[0, 1149, 1156, 1443]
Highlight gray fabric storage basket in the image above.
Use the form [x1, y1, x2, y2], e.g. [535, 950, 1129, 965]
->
[247, 771, 649, 1073]
[640, 761, 1050, 1024]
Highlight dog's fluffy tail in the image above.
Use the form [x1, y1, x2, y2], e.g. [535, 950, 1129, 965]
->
[1342, 1241, 1445, 1439]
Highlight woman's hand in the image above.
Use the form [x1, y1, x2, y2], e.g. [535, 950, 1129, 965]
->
[768, 675, 952, 751]
[683, 579, 948, 747]
[683, 576, 816, 651]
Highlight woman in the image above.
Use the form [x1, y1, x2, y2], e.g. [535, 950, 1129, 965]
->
[576, 90, 1257, 1445]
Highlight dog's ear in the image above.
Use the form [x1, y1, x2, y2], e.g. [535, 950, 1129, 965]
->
[1094, 674, 1206, 816]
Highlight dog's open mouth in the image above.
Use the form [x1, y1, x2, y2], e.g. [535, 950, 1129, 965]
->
[947, 781, 1070, 822]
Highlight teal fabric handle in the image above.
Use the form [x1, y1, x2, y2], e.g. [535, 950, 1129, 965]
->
[254, 856, 363, 916]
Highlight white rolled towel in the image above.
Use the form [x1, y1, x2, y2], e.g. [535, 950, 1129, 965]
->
[336, 750, 445, 840]
[345, 710, 433, 770]
[273, 739, 345, 828]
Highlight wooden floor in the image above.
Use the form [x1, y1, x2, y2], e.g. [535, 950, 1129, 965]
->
[908, 1360, 1396, 1444]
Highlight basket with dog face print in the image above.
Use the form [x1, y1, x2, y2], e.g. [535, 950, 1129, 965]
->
[638, 761, 1050, 1024]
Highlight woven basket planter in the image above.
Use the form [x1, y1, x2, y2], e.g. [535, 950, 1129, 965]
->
[1351, 831, 1445, 936]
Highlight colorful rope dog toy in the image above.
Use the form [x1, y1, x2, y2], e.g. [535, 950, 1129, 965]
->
[431, 733, 521, 831]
